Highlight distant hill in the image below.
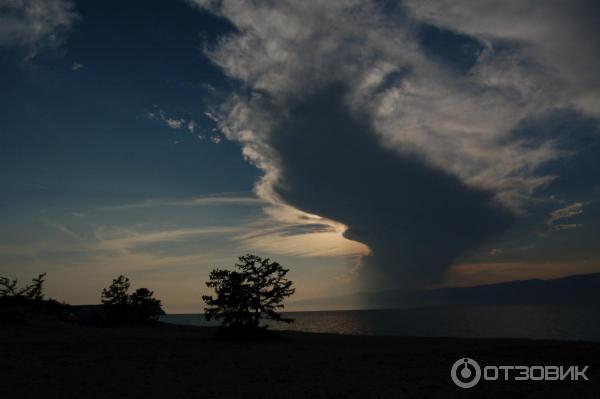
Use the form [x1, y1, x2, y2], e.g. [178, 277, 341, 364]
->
[287, 273, 600, 311]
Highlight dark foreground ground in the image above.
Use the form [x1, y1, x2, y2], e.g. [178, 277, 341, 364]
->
[1, 315, 599, 399]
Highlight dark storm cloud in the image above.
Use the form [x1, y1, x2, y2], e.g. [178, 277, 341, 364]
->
[190, 0, 600, 290]
[268, 84, 513, 288]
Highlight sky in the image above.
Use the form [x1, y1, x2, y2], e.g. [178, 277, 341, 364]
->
[1, 0, 599, 313]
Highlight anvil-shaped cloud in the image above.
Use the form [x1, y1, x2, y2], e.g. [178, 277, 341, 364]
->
[190, 0, 600, 289]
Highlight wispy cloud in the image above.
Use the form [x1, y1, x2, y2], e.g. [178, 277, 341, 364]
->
[99, 195, 265, 211]
[144, 106, 224, 143]
[404, 0, 600, 119]
[233, 220, 369, 258]
[548, 223, 582, 232]
[548, 202, 585, 225]
[0, 0, 79, 59]
[95, 225, 242, 249]
[187, 120, 196, 133]
[95, 194, 365, 258]
[544, 201, 586, 233]
[145, 107, 190, 130]
[165, 117, 184, 129]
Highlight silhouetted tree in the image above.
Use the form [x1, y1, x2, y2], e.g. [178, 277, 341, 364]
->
[101, 276, 164, 323]
[101, 275, 131, 322]
[130, 288, 165, 321]
[202, 254, 295, 331]
[101, 275, 130, 306]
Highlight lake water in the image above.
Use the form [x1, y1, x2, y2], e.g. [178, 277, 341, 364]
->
[161, 304, 600, 341]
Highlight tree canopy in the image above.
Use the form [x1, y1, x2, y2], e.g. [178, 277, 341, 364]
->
[101, 275, 130, 307]
[101, 275, 164, 323]
[202, 254, 295, 331]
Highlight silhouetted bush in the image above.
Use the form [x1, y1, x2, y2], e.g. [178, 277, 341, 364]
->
[202, 254, 295, 335]
[25, 273, 46, 301]
[0, 276, 19, 297]
[101, 275, 165, 324]
[0, 273, 46, 300]
[0, 273, 70, 323]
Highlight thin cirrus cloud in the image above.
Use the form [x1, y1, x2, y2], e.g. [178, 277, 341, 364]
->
[71, 62, 83, 71]
[404, 0, 600, 118]
[188, 0, 600, 290]
[233, 219, 370, 259]
[542, 201, 587, 233]
[98, 195, 266, 211]
[165, 118, 184, 129]
[145, 107, 225, 142]
[0, 220, 245, 280]
[94, 225, 242, 248]
[238, 229, 368, 258]
[547, 202, 585, 226]
[97, 194, 366, 259]
[0, 0, 79, 58]
[145, 108, 191, 132]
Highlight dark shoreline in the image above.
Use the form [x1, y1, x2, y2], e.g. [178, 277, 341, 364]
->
[2, 316, 599, 398]
[161, 303, 600, 342]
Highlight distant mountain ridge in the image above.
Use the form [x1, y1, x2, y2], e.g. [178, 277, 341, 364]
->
[287, 273, 600, 311]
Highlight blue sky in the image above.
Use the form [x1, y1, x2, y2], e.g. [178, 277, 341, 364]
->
[1, 0, 599, 312]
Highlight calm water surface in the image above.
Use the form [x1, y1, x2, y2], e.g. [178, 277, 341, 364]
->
[161, 304, 600, 341]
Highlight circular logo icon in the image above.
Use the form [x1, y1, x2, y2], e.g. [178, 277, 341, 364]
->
[451, 358, 481, 388]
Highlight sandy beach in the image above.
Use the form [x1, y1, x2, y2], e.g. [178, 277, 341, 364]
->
[1, 315, 599, 398]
